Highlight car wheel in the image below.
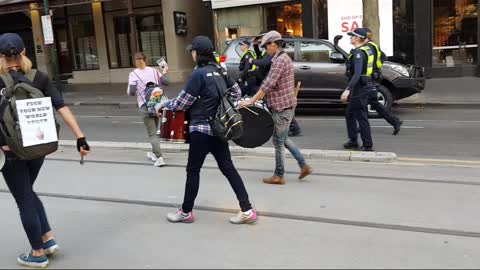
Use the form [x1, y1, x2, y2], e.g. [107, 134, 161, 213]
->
[368, 85, 394, 118]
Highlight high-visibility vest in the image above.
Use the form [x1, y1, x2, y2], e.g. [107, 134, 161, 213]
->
[240, 50, 257, 71]
[347, 46, 374, 77]
[367, 41, 383, 70]
[214, 51, 220, 63]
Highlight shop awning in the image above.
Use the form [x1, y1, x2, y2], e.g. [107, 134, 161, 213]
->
[209, 0, 289, 9]
[0, 0, 112, 14]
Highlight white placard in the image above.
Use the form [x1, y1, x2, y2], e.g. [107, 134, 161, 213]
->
[41, 15, 54, 45]
[328, 0, 393, 56]
[16, 97, 58, 147]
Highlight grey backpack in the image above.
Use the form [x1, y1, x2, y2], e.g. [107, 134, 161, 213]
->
[0, 70, 59, 160]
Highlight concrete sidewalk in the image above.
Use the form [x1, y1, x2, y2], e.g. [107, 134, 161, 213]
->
[60, 77, 480, 107]
[58, 140, 397, 163]
[398, 77, 480, 106]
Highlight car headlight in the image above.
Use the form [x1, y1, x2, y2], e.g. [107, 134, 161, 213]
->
[390, 64, 410, 77]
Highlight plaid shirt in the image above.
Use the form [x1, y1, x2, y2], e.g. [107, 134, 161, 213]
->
[260, 52, 296, 112]
[165, 83, 242, 136]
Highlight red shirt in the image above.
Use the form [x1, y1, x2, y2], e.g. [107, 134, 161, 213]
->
[260, 51, 296, 112]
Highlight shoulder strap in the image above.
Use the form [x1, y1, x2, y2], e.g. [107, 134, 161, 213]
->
[0, 72, 14, 88]
[25, 69, 37, 83]
[132, 71, 147, 86]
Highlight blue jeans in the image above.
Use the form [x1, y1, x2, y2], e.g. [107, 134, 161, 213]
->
[271, 109, 307, 177]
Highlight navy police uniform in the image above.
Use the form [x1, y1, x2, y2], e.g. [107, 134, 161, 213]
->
[344, 41, 374, 150]
[364, 39, 402, 134]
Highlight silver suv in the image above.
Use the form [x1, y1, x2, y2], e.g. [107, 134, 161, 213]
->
[221, 36, 426, 116]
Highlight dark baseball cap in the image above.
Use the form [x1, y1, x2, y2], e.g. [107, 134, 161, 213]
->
[254, 31, 268, 40]
[186, 35, 214, 56]
[347, 28, 368, 39]
[0, 33, 25, 56]
[239, 39, 251, 47]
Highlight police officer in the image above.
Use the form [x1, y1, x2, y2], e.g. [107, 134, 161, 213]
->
[341, 28, 374, 151]
[238, 39, 258, 96]
[159, 36, 257, 225]
[250, 32, 303, 137]
[363, 28, 403, 135]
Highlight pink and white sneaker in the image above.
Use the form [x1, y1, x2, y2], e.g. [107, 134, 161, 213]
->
[167, 209, 194, 223]
[229, 210, 258, 224]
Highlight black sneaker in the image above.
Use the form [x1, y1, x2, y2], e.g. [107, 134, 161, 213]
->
[343, 141, 359, 150]
[360, 146, 374, 152]
[393, 121, 403, 135]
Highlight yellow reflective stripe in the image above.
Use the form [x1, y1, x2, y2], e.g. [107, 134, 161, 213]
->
[369, 42, 383, 68]
[359, 46, 374, 76]
[214, 51, 220, 63]
[241, 50, 257, 71]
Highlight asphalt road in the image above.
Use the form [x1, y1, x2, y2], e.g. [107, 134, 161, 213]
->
[1, 148, 480, 268]
[59, 105, 480, 160]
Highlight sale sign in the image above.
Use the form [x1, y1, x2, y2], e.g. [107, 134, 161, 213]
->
[328, 0, 393, 56]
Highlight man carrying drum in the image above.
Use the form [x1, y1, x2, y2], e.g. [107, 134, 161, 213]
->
[240, 31, 313, 185]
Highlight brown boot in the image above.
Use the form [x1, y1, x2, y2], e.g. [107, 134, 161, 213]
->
[263, 175, 286, 185]
[299, 165, 313, 180]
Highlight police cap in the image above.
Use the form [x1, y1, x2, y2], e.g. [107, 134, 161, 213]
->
[347, 28, 368, 39]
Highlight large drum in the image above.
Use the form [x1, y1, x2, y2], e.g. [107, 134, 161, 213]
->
[159, 110, 189, 143]
[233, 98, 274, 148]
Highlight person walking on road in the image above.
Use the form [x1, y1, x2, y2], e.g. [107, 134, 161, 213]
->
[363, 28, 403, 135]
[160, 36, 257, 225]
[240, 31, 312, 185]
[250, 32, 303, 137]
[128, 52, 168, 167]
[342, 28, 375, 152]
[238, 39, 258, 96]
[0, 33, 91, 268]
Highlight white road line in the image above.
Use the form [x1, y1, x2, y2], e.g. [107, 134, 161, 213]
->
[74, 115, 139, 119]
[297, 118, 480, 123]
[73, 115, 480, 124]
[371, 126, 425, 129]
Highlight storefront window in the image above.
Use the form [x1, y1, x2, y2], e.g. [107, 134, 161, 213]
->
[111, 14, 166, 68]
[69, 14, 99, 70]
[392, 0, 415, 64]
[266, 3, 303, 37]
[433, 0, 478, 67]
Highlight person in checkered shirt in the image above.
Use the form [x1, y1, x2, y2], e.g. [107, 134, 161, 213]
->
[240, 31, 313, 185]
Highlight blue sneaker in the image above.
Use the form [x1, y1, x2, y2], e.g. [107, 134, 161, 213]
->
[17, 251, 49, 268]
[43, 239, 60, 256]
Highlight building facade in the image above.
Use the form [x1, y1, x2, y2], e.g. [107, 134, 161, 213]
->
[0, 0, 214, 83]
[209, 0, 479, 78]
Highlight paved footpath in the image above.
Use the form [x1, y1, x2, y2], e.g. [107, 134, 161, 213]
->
[1, 147, 479, 268]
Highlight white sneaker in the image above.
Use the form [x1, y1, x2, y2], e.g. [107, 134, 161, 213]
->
[154, 157, 166, 167]
[229, 210, 258, 224]
[147, 152, 158, 162]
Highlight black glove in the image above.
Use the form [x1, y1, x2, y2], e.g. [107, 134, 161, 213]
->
[77, 137, 90, 152]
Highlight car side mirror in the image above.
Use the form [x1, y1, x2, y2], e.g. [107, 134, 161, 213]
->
[330, 52, 345, 63]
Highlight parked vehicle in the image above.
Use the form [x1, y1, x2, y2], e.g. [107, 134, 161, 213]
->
[220, 36, 426, 116]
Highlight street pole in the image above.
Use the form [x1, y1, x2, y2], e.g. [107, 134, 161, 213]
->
[362, 0, 381, 45]
[43, 0, 63, 94]
[127, 0, 138, 63]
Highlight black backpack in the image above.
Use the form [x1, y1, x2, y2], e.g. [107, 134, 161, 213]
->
[209, 68, 243, 142]
[0, 70, 59, 160]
